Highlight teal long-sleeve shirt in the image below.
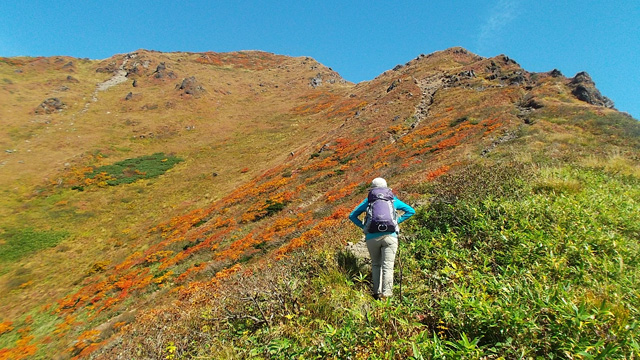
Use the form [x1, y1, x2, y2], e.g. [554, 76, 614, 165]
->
[349, 197, 415, 240]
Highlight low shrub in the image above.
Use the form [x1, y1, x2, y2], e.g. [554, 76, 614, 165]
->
[86, 153, 183, 186]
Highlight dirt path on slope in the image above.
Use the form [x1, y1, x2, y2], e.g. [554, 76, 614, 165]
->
[80, 56, 132, 113]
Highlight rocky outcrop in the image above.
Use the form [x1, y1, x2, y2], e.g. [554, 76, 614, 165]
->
[35, 98, 65, 114]
[176, 76, 205, 97]
[310, 74, 322, 88]
[549, 69, 563, 77]
[570, 71, 614, 108]
[153, 62, 177, 79]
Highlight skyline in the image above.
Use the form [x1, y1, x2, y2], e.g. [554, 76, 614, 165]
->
[1, 1, 638, 119]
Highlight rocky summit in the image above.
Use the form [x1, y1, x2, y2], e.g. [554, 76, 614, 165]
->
[0, 47, 638, 358]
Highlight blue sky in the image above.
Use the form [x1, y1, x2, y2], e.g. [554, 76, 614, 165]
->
[1, 1, 638, 119]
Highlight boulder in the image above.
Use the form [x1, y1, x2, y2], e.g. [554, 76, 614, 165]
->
[66, 75, 79, 83]
[176, 76, 205, 97]
[570, 71, 615, 108]
[549, 69, 563, 77]
[387, 79, 400, 92]
[153, 62, 176, 79]
[310, 74, 322, 88]
[35, 98, 65, 114]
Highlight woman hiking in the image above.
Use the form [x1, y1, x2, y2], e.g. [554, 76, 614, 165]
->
[349, 178, 415, 300]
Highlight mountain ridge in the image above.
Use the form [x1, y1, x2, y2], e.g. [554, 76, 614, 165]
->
[0, 47, 638, 358]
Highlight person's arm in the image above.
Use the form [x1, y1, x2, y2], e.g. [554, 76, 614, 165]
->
[348, 199, 368, 229]
[394, 198, 416, 224]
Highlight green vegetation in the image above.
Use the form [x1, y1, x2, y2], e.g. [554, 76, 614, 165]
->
[0, 228, 69, 262]
[449, 116, 468, 127]
[87, 152, 183, 186]
[178, 163, 640, 359]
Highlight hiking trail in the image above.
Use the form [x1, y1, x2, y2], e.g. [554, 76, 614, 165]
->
[79, 54, 133, 114]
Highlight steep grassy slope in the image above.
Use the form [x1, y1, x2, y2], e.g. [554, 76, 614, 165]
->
[0, 48, 638, 359]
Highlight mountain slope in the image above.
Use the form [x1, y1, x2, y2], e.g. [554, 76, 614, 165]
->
[0, 47, 638, 359]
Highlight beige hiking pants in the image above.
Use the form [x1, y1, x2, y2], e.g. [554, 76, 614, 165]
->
[366, 234, 398, 297]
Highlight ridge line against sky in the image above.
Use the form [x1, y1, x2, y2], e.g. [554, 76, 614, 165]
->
[0, 1, 638, 119]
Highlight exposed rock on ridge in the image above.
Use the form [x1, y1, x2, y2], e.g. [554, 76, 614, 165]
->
[570, 71, 614, 108]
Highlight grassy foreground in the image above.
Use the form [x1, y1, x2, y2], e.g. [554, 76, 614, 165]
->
[94, 161, 640, 359]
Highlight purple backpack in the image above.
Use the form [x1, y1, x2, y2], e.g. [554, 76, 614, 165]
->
[364, 187, 398, 233]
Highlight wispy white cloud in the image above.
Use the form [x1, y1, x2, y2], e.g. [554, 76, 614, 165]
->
[477, 0, 522, 55]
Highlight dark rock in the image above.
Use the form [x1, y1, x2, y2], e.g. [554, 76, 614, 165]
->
[571, 71, 593, 85]
[458, 70, 476, 78]
[502, 55, 516, 65]
[153, 62, 177, 79]
[176, 76, 206, 97]
[66, 75, 79, 83]
[508, 72, 526, 85]
[392, 64, 403, 71]
[387, 79, 400, 92]
[125, 92, 133, 101]
[569, 71, 615, 108]
[523, 97, 543, 109]
[35, 98, 65, 114]
[126, 64, 140, 76]
[63, 61, 73, 69]
[550, 69, 563, 77]
[132, 79, 138, 87]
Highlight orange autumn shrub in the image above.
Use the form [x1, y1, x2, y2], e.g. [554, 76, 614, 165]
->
[0, 334, 37, 360]
[68, 329, 102, 359]
[144, 250, 174, 264]
[276, 207, 349, 257]
[0, 321, 13, 335]
[176, 263, 209, 282]
[326, 182, 360, 202]
[426, 165, 451, 181]
[215, 263, 242, 280]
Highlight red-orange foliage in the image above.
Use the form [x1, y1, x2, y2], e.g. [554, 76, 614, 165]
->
[292, 92, 341, 115]
[241, 191, 294, 223]
[177, 264, 242, 305]
[68, 329, 103, 359]
[0, 331, 37, 360]
[0, 321, 13, 335]
[426, 165, 451, 181]
[276, 207, 349, 257]
[144, 250, 174, 264]
[326, 182, 360, 202]
[176, 263, 208, 282]
[434, 127, 475, 151]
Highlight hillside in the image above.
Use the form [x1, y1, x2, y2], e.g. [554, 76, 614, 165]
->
[0, 47, 639, 359]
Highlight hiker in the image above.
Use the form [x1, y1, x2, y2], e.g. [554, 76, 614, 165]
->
[349, 178, 415, 300]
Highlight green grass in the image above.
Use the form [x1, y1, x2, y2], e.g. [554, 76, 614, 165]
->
[0, 227, 69, 263]
[400, 165, 640, 358]
[86, 152, 183, 186]
[177, 163, 640, 359]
